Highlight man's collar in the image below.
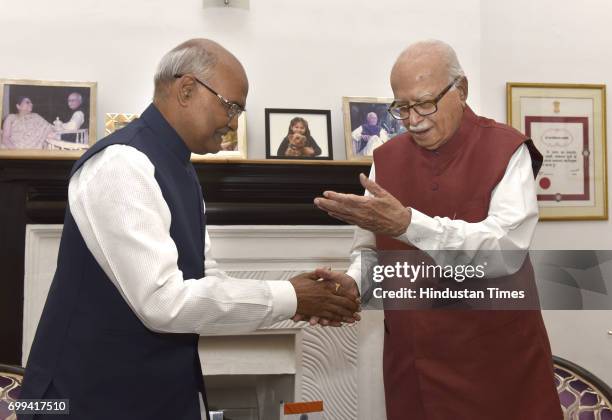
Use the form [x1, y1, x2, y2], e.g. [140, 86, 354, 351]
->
[140, 103, 191, 165]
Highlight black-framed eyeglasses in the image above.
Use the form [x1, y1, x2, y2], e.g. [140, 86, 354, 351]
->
[174, 74, 245, 121]
[388, 77, 462, 120]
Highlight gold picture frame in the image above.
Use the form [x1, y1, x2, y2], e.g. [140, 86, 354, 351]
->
[0, 79, 97, 159]
[342, 96, 406, 161]
[191, 112, 247, 161]
[104, 112, 247, 161]
[507, 82, 607, 221]
[105, 113, 139, 135]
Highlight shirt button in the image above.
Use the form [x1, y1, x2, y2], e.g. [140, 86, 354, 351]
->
[431, 182, 439, 191]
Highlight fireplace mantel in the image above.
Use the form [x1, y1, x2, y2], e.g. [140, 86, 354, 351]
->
[0, 158, 370, 365]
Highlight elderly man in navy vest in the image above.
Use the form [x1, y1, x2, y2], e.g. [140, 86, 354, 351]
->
[314, 40, 562, 420]
[19, 39, 360, 420]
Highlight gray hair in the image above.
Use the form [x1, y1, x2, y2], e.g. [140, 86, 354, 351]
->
[399, 39, 465, 85]
[153, 40, 218, 97]
[68, 92, 83, 103]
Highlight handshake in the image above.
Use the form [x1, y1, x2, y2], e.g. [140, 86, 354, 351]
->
[289, 267, 361, 327]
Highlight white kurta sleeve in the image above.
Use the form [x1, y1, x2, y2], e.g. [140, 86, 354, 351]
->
[351, 126, 363, 142]
[69, 144, 297, 336]
[345, 165, 377, 292]
[62, 110, 85, 130]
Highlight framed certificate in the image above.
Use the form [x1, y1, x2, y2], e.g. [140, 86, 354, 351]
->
[507, 83, 607, 220]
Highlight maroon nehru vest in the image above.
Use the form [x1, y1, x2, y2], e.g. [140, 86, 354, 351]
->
[373, 106, 562, 420]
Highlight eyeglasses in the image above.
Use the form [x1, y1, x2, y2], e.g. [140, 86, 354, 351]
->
[388, 77, 462, 120]
[174, 74, 245, 121]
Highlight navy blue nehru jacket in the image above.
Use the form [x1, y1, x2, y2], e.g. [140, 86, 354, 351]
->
[19, 104, 210, 420]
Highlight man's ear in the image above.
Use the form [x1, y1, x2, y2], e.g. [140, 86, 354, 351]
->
[176, 76, 196, 107]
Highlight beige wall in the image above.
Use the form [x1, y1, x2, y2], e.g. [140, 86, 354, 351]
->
[0, 0, 482, 159]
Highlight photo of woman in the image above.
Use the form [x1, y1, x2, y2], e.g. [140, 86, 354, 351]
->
[0, 79, 96, 157]
[265, 109, 332, 160]
[276, 117, 322, 157]
[1, 96, 53, 149]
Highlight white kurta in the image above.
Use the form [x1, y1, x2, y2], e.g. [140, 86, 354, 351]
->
[351, 125, 389, 156]
[69, 144, 298, 336]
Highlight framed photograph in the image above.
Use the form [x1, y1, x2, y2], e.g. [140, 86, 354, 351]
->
[0, 79, 97, 159]
[265, 108, 332, 160]
[507, 83, 607, 220]
[105, 113, 139, 135]
[192, 113, 247, 161]
[104, 112, 247, 161]
[343, 96, 407, 161]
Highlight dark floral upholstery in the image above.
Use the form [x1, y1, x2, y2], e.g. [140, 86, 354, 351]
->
[1, 359, 610, 419]
[554, 356, 612, 420]
[0, 364, 23, 420]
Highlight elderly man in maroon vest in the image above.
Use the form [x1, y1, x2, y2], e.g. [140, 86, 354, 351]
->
[314, 40, 562, 420]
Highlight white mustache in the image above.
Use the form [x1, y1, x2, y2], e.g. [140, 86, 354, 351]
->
[408, 124, 431, 133]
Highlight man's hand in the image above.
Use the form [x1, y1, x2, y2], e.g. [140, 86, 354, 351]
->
[298, 268, 361, 327]
[289, 272, 360, 323]
[314, 173, 411, 237]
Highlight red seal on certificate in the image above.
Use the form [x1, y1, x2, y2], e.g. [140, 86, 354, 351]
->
[539, 177, 551, 190]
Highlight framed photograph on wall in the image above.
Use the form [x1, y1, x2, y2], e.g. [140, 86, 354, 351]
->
[104, 112, 247, 161]
[0, 79, 97, 158]
[265, 108, 332, 160]
[507, 83, 607, 220]
[343, 96, 407, 161]
[105, 113, 139, 135]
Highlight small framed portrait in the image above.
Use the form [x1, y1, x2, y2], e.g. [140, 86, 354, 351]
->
[192, 112, 247, 161]
[0, 79, 97, 159]
[104, 112, 248, 161]
[105, 113, 139, 135]
[265, 108, 333, 160]
[507, 83, 607, 220]
[343, 96, 407, 161]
